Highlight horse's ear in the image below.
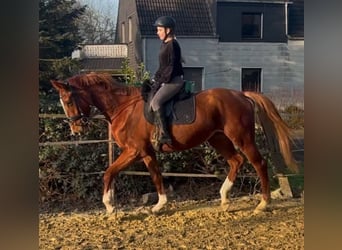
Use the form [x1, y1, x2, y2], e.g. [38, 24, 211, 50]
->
[51, 80, 67, 91]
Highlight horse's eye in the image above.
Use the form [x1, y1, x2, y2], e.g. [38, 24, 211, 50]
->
[66, 101, 73, 107]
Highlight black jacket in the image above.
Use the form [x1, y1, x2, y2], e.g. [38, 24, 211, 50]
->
[154, 39, 184, 84]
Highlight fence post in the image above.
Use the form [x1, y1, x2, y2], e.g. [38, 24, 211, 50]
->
[108, 123, 113, 165]
[108, 123, 116, 205]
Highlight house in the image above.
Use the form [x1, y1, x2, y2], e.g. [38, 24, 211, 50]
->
[71, 44, 128, 80]
[116, 0, 304, 108]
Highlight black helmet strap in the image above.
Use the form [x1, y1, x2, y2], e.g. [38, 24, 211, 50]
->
[162, 27, 173, 42]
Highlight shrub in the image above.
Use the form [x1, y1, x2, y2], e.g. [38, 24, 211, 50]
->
[282, 105, 304, 129]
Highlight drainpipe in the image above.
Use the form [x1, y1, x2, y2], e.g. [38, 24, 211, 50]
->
[142, 37, 146, 70]
[285, 0, 288, 36]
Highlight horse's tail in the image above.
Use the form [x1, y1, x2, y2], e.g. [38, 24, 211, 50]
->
[243, 91, 298, 173]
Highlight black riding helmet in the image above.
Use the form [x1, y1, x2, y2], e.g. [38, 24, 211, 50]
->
[153, 16, 176, 30]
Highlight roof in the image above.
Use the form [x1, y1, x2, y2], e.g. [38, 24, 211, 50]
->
[136, 0, 215, 37]
[80, 58, 125, 71]
[72, 45, 127, 71]
[217, 0, 289, 3]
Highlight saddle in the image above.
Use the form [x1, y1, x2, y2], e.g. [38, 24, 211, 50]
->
[141, 80, 196, 125]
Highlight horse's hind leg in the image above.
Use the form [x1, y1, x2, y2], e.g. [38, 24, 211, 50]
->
[235, 134, 270, 213]
[208, 133, 244, 209]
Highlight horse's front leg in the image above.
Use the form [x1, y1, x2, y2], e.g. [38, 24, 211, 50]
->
[143, 153, 167, 213]
[102, 149, 138, 213]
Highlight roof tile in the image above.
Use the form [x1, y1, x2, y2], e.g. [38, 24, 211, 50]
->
[80, 58, 124, 71]
[136, 0, 215, 36]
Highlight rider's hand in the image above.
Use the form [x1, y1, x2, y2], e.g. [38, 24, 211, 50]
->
[151, 79, 160, 90]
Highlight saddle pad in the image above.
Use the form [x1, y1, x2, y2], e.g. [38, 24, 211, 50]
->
[144, 96, 196, 125]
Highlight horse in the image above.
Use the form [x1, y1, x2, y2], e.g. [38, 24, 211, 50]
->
[51, 72, 298, 214]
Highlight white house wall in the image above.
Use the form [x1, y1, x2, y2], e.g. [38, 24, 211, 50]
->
[143, 37, 304, 108]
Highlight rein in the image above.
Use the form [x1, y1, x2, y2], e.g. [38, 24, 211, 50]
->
[110, 94, 142, 123]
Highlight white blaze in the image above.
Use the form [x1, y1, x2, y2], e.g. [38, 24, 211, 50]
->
[59, 98, 67, 115]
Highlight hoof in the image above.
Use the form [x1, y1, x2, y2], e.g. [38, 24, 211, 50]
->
[104, 204, 114, 214]
[253, 197, 270, 214]
[151, 194, 167, 214]
[253, 208, 265, 215]
[151, 209, 160, 215]
[221, 201, 230, 211]
[103, 189, 115, 214]
[151, 202, 166, 214]
[151, 206, 162, 214]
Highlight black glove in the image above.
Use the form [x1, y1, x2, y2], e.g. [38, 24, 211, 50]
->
[150, 79, 160, 91]
[141, 79, 152, 102]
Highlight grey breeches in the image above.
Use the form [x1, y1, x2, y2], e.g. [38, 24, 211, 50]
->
[150, 76, 184, 111]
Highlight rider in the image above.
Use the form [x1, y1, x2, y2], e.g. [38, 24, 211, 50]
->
[150, 16, 184, 145]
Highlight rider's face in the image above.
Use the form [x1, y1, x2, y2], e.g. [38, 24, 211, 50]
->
[156, 27, 171, 40]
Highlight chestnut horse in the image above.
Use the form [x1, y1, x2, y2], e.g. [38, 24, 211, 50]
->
[51, 73, 298, 214]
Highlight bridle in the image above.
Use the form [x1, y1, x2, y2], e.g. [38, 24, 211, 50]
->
[61, 81, 89, 125]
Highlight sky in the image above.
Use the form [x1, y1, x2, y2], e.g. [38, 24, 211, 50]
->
[78, 0, 119, 23]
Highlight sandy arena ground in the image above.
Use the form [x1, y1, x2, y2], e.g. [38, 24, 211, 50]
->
[39, 196, 304, 249]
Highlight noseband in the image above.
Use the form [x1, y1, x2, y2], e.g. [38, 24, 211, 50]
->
[65, 114, 88, 124]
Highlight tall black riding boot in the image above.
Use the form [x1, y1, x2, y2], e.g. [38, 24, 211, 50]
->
[154, 109, 172, 145]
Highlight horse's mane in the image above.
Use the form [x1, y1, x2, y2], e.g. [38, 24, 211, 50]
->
[67, 73, 120, 90]
[67, 73, 141, 97]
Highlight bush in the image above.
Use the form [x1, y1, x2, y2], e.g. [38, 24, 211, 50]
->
[282, 105, 304, 129]
[39, 125, 275, 206]
[39, 116, 109, 204]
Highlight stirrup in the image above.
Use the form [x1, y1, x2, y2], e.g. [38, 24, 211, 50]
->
[159, 134, 172, 145]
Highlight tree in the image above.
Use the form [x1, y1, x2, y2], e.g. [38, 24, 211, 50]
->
[77, 7, 116, 44]
[39, 0, 86, 102]
[39, 0, 86, 59]
[77, 0, 117, 44]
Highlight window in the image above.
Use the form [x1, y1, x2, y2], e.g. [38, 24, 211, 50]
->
[241, 68, 262, 92]
[242, 13, 262, 39]
[183, 67, 204, 92]
[128, 17, 132, 42]
[121, 22, 125, 43]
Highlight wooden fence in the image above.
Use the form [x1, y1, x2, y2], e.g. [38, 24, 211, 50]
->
[39, 113, 304, 197]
